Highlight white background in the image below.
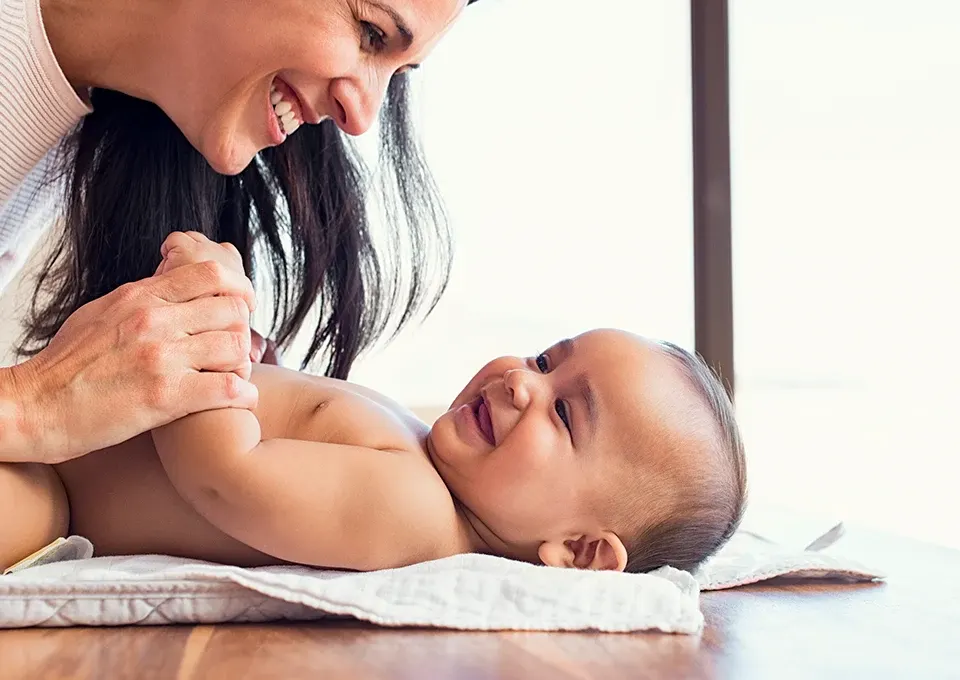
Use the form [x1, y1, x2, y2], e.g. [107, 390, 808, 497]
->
[2, 1, 958, 547]
[729, 0, 960, 548]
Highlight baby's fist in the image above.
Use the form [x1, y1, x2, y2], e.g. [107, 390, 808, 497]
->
[156, 231, 245, 277]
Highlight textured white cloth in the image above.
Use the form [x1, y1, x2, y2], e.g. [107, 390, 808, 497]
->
[1, 548, 703, 633]
[0, 523, 883, 632]
[0, 0, 90, 291]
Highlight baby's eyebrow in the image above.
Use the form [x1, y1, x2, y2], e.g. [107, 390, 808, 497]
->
[575, 372, 599, 437]
[555, 337, 575, 359]
[556, 337, 598, 439]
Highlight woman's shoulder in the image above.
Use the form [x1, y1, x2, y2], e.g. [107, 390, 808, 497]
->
[0, 0, 90, 209]
[0, 0, 89, 288]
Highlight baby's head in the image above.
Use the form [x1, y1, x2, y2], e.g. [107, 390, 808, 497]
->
[426, 329, 746, 573]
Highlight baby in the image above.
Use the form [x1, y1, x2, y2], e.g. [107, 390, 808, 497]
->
[2, 237, 746, 575]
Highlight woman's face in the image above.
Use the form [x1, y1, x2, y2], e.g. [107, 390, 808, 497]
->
[164, 0, 466, 174]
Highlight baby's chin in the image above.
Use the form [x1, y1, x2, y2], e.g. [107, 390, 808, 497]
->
[423, 428, 447, 476]
[424, 410, 463, 470]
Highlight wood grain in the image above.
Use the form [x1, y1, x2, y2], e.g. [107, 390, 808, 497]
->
[1, 529, 957, 680]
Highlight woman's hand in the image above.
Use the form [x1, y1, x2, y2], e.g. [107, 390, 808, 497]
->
[157, 232, 280, 365]
[1, 253, 258, 464]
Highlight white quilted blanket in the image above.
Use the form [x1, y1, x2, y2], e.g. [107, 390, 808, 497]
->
[0, 517, 883, 632]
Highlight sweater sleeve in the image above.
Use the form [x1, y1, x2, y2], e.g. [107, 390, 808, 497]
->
[0, 0, 91, 289]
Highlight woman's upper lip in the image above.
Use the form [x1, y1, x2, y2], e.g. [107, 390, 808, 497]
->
[287, 82, 322, 124]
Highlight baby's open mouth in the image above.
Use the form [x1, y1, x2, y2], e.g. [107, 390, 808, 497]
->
[472, 395, 495, 446]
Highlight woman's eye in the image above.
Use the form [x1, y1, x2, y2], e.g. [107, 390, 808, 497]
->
[361, 21, 388, 52]
[555, 399, 572, 433]
[536, 353, 549, 373]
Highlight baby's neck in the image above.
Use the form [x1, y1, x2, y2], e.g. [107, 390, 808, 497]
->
[450, 498, 500, 557]
[421, 431, 509, 559]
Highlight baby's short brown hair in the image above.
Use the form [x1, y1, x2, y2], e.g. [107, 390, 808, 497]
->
[623, 342, 747, 574]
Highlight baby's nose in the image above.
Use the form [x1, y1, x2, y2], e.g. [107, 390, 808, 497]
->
[503, 369, 537, 410]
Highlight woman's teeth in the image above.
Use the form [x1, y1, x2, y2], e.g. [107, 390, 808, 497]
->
[270, 86, 301, 135]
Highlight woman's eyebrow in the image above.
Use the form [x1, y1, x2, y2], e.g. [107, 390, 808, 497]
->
[368, 1, 415, 50]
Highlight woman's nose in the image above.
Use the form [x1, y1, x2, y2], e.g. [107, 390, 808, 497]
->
[328, 73, 388, 137]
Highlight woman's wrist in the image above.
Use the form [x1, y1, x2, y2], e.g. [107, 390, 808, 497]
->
[0, 363, 39, 462]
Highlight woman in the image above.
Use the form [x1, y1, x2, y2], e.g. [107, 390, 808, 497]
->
[0, 0, 476, 465]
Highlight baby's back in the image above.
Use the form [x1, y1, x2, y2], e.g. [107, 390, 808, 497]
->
[54, 364, 440, 566]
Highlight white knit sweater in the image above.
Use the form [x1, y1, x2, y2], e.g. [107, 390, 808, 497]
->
[0, 0, 90, 291]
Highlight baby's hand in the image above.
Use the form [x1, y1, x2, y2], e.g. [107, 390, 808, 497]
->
[155, 231, 245, 278]
[251, 330, 282, 366]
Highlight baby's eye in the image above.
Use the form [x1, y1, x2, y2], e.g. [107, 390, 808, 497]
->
[555, 399, 572, 433]
[535, 353, 549, 372]
[360, 21, 388, 53]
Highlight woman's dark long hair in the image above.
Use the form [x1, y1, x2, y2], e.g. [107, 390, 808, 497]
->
[18, 74, 452, 379]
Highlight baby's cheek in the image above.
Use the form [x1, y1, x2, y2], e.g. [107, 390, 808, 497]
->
[503, 423, 560, 473]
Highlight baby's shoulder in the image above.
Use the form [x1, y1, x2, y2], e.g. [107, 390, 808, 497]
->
[286, 379, 428, 455]
[249, 364, 426, 452]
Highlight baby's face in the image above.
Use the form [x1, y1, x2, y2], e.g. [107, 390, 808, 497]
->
[426, 329, 699, 568]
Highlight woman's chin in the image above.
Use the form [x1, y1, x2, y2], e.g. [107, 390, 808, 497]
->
[199, 130, 258, 176]
[206, 147, 256, 176]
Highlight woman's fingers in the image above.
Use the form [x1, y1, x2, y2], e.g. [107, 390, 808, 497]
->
[176, 371, 259, 418]
[174, 296, 250, 336]
[220, 241, 242, 261]
[179, 331, 253, 380]
[147, 261, 256, 312]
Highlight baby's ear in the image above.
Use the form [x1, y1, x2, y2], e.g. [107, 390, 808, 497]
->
[538, 532, 628, 572]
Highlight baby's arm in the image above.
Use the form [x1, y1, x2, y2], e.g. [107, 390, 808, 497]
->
[151, 409, 451, 570]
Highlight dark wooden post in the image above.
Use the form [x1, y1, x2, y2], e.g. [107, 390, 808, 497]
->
[691, 0, 735, 396]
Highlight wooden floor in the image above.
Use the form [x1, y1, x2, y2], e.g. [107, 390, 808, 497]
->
[2, 529, 958, 679]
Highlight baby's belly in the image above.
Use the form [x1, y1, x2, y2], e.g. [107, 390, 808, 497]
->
[54, 434, 278, 567]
